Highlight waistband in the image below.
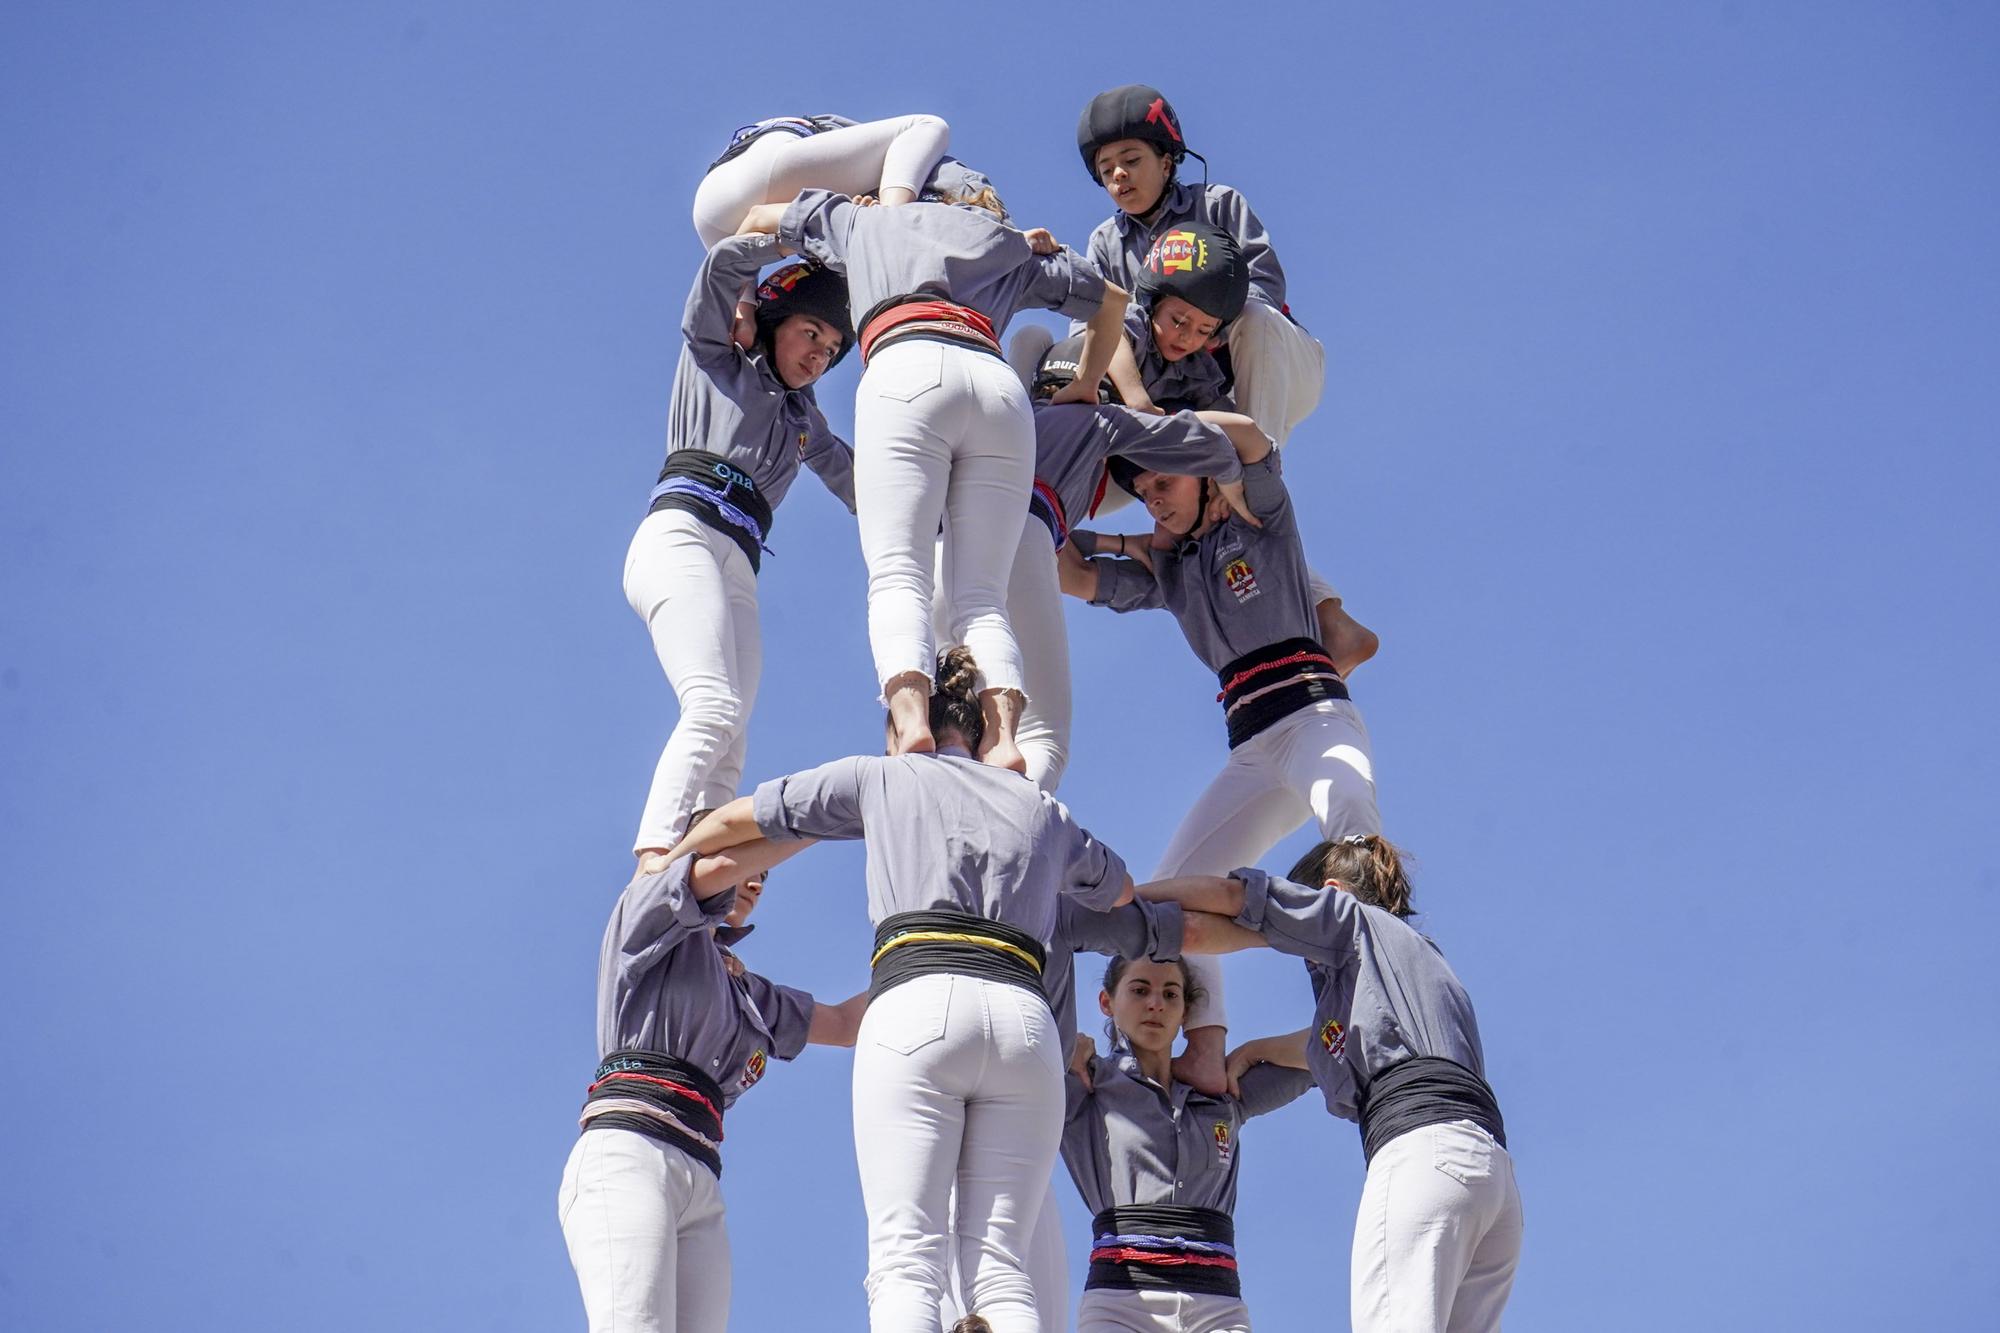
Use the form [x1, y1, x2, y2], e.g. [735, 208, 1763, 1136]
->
[868, 908, 1046, 1002]
[580, 1051, 729, 1178]
[1086, 1204, 1240, 1297]
[1215, 636, 1350, 749]
[858, 296, 1001, 366]
[1358, 1056, 1506, 1166]
[647, 450, 775, 573]
[1027, 478, 1069, 548]
[705, 115, 836, 174]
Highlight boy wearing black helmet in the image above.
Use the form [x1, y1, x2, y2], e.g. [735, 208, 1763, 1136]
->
[624, 237, 859, 866]
[1077, 84, 1326, 449]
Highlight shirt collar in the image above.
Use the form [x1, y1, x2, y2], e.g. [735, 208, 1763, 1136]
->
[1112, 179, 1196, 237]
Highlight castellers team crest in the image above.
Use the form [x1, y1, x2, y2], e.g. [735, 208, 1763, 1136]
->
[1319, 1017, 1346, 1057]
[1211, 1120, 1234, 1167]
[1223, 557, 1261, 604]
[739, 1048, 768, 1091]
[1148, 228, 1208, 276]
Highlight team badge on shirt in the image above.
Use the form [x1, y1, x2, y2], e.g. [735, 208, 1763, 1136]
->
[739, 1048, 768, 1090]
[1223, 558, 1261, 604]
[1211, 1121, 1234, 1167]
[1319, 1017, 1346, 1056]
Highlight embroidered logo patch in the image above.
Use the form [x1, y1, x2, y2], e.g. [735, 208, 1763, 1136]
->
[1318, 1017, 1346, 1056]
[1223, 558, 1261, 603]
[1149, 228, 1207, 275]
[739, 1048, 768, 1090]
[1211, 1121, 1233, 1167]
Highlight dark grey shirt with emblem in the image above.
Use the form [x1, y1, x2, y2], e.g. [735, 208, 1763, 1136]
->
[669, 233, 856, 513]
[779, 191, 1108, 331]
[751, 748, 1130, 940]
[1032, 402, 1241, 536]
[1063, 1048, 1314, 1216]
[1231, 867, 1489, 1124]
[1084, 453, 1318, 672]
[595, 859, 815, 1106]
[1085, 180, 1289, 316]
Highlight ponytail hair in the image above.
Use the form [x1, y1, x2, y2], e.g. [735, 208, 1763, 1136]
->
[932, 183, 1011, 223]
[949, 1317, 994, 1333]
[1288, 835, 1415, 918]
[931, 646, 985, 751]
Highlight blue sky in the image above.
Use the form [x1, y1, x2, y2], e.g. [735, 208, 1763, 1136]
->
[3, 4, 1997, 1329]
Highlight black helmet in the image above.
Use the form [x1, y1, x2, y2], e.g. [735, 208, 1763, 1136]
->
[1031, 332, 1119, 403]
[1136, 222, 1249, 325]
[753, 260, 854, 368]
[1077, 84, 1188, 182]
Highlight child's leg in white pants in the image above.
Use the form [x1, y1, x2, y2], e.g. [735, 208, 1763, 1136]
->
[1225, 300, 1325, 448]
[1273, 700, 1380, 841]
[938, 355, 1035, 697]
[623, 510, 762, 853]
[940, 1174, 1070, 1331]
[1005, 324, 1056, 392]
[692, 114, 952, 247]
[558, 1128, 733, 1333]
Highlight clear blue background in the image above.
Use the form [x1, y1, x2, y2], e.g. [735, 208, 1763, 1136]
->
[4, 4, 1996, 1328]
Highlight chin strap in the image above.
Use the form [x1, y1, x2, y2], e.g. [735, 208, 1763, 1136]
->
[1169, 478, 1213, 554]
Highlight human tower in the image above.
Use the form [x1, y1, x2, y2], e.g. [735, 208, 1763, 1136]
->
[558, 87, 1523, 1333]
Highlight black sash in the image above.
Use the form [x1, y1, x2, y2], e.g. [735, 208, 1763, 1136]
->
[1357, 1056, 1506, 1165]
[580, 1051, 729, 1178]
[647, 450, 776, 573]
[1086, 1204, 1240, 1298]
[1215, 636, 1349, 749]
[868, 908, 1046, 1002]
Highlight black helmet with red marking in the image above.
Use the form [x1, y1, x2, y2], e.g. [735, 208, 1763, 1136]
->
[1077, 84, 1189, 182]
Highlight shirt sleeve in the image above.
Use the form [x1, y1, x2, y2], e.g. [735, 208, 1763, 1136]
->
[683, 234, 781, 368]
[1210, 185, 1287, 313]
[777, 189, 856, 272]
[752, 756, 874, 841]
[1021, 246, 1108, 322]
[1233, 867, 1364, 968]
[1237, 1061, 1317, 1119]
[799, 400, 857, 514]
[1098, 407, 1243, 487]
[738, 971, 817, 1062]
[1057, 897, 1184, 964]
[1237, 452, 1292, 525]
[606, 859, 737, 991]
[1074, 220, 1123, 336]
[1089, 556, 1166, 613]
[1050, 800, 1129, 911]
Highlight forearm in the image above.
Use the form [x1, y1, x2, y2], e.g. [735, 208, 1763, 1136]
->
[1180, 910, 1266, 955]
[1135, 875, 1247, 916]
[737, 202, 788, 236]
[1071, 284, 1131, 395]
[666, 796, 762, 863]
[1194, 410, 1272, 465]
[1241, 1027, 1315, 1071]
[686, 837, 816, 900]
[1105, 334, 1154, 410]
[807, 990, 869, 1047]
[1056, 538, 1099, 600]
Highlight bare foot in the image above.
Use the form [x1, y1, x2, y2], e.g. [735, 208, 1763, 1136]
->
[1316, 599, 1380, 678]
[1173, 1024, 1231, 1095]
[889, 718, 937, 756]
[636, 849, 672, 876]
[979, 731, 1028, 775]
[976, 688, 1027, 774]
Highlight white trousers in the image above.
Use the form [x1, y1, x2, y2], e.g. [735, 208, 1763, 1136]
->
[623, 508, 762, 853]
[853, 973, 1065, 1333]
[1351, 1121, 1523, 1333]
[558, 1127, 733, 1333]
[1076, 1288, 1252, 1332]
[940, 1174, 1071, 1331]
[855, 340, 1035, 696]
[1153, 700, 1380, 1031]
[1226, 301, 1324, 449]
[933, 521, 1071, 792]
[692, 113, 952, 247]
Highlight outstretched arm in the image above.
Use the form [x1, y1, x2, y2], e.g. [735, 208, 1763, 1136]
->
[1135, 875, 1248, 917]
[806, 990, 870, 1048]
[1180, 910, 1267, 956]
[1049, 283, 1131, 406]
[1227, 1027, 1314, 1083]
[1104, 334, 1158, 413]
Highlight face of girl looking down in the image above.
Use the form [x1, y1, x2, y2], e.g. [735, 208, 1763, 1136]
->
[771, 314, 842, 389]
[1128, 469, 1207, 535]
[1100, 958, 1189, 1057]
[724, 874, 763, 929]
[1094, 138, 1175, 216]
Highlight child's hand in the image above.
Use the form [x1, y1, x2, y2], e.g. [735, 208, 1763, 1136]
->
[1022, 227, 1059, 255]
[732, 300, 758, 350]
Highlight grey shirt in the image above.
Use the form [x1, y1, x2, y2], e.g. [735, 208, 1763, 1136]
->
[1047, 898, 1186, 1050]
[1231, 867, 1489, 1124]
[595, 859, 815, 1106]
[752, 748, 1130, 942]
[1086, 453, 1320, 672]
[1124, 306, 1235, 412]
[1086, 180, 1289, 316]
[1062, 1049, 1314, 1217]
[1033, 402, 1241, 534]
[668, 233, 857, 513]
[779, 190, 1107, 331]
